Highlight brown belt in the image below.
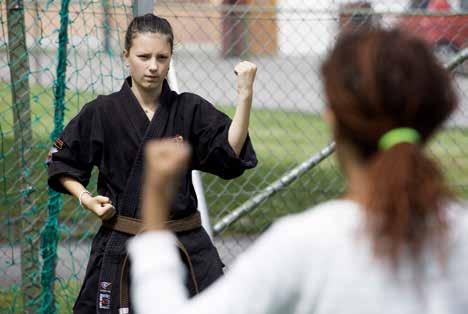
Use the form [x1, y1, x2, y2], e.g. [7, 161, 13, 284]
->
[102, 211, 202, 235]
[103, 211, 202, 312]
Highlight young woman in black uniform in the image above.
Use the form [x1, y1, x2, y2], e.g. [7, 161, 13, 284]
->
[48, 14, 257, 313]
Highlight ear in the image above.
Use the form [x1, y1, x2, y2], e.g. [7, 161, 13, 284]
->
[123, 49, 129, 61]
[323, 107, 336, 128]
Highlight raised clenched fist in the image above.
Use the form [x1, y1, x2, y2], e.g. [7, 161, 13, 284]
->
[234, 61, 257, 95]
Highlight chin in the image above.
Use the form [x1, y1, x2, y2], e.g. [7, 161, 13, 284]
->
[138, 81, 161, 90]
[147, 82, 161, 89]
[144, 83, 161, 91]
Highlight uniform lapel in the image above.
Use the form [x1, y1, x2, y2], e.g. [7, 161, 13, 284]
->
[97, 79, 178, 313]
[144, 79, 175, 140]
[119, 77, 176, 145]
[118, 79, 177, 218]
[118, 77, 150, 145]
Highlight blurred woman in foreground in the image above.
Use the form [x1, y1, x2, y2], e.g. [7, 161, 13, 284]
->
[128, 28, 468, 314]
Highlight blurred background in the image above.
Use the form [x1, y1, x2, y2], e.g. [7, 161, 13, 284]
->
[1, 0, 467, 312]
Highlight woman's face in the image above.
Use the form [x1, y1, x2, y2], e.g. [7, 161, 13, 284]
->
[124, 32, 172, 92]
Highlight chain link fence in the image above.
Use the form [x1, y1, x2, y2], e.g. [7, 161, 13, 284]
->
[0, 0, 467, 312]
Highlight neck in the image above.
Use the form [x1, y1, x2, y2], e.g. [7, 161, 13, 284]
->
[339, 149, 370, 205]
[343, 164, 370, 205]
[131, 79, 162, 109]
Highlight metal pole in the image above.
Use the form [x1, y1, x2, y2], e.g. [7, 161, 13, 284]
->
[131, 0, 213, 236]
[144, 0, 213, 238]
[6, 0, 39, 312]
[213, 143, 336, 235]
[167, 60, 214, 239]
[445, 48, 468, 72]
[133, 0, 154, 16]
[212, 48, 468, 236]
[101, 0, 112, 55]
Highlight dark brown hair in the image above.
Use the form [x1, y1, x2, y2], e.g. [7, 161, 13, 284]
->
[125, 14, 174, 53]
[321, 28, 457, 268]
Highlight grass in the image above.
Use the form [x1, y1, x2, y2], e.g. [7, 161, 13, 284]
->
[0, 83, 341, 239]
[206, 108, 468, 234]
[1, 83, 468, 238]
[2, 83, 468, 311]
[203, 106, 344, 234]
[0, 280, 80, 313]
[0, 83, 100, 242]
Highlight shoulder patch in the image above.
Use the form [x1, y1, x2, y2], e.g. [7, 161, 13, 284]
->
[53, 138, 64, 150]
[46, 146, 58, 166]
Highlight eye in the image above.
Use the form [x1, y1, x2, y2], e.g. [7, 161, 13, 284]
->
[158, 55, 169, 60]
[138, 55, 150, 60]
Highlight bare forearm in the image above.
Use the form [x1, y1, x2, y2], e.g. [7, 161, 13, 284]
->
[59, 175, 87, 199]
[228, 90, 252, 156]
[142, 181, 169, 232]
[228, 61, 256, 156]
[58, 175, 115, 219]
[141, 141, 191, 232]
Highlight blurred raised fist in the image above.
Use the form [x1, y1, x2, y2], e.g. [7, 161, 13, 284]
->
[144, 140, 191, 189]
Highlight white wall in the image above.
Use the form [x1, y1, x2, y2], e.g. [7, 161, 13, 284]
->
[277, 0, 410, 56]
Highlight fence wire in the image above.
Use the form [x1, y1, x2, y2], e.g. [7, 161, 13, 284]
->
[0, 0, 467, 313]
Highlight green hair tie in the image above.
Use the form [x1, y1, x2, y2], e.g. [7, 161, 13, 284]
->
[378, 128, 421, 150]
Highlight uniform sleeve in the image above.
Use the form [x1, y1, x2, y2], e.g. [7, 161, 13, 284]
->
[128, 219, 302, 314]
[189, 97, 257, 179]
[47, 102, 103, 194]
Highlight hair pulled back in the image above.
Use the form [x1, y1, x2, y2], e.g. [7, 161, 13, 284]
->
[125, 13, 174, 53]
[321, 28, 457, 267]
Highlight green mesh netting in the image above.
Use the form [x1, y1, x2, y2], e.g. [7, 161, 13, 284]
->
[1, 1, 133, 312]
[1, 1, 468, 313]
[40, 0, 70, 313]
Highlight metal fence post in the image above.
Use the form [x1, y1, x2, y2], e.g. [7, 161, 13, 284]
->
[133, 0, 154, 16]
[6, 0, 39, 312]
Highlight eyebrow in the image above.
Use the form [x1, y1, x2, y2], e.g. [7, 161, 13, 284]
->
[135, 52, 170, 57]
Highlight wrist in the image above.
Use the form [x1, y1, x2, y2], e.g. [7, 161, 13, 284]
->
[236, 92, 253, 105]
[237, 87, 253, 97]
[78, 190, 92, 207]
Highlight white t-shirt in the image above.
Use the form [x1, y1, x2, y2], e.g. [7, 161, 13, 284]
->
[128, 200, 468, 314]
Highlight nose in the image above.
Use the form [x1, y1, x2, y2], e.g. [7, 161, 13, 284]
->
[148, 57, 158, 72]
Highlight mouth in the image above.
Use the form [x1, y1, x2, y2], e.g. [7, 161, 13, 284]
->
[144, 75, 159, 81]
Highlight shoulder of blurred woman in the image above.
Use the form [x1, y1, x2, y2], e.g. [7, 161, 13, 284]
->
[447, 201, 468, 239]
[270, 199, 363, 245]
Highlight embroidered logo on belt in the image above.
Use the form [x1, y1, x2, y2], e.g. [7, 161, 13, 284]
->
[99, 292, 111, 310]
[99, 281, 112, 309]
[99, 281, 112, 292]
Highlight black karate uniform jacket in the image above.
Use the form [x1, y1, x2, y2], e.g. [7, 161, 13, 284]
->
[47, 78, 257, 313]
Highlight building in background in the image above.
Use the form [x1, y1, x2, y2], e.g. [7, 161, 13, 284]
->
[399, 0, 468, 72]
[1, 1, 465, 62]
